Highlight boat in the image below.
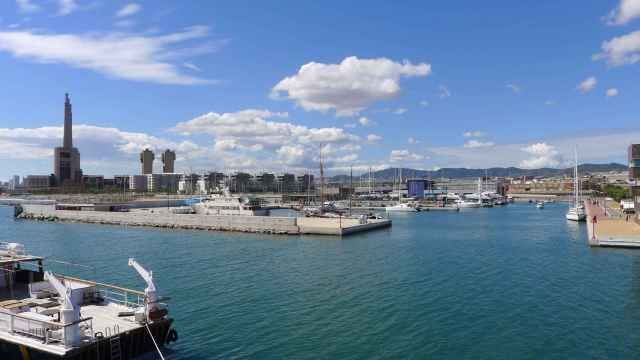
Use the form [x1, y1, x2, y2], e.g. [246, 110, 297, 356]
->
[192, 187, 269, 216]
[566, 148, 586, 222]
[455, 199, 481, 208]
[0, 242, 176, 359]
[536, 201, 544, 209]
[385, 203, 419, 212]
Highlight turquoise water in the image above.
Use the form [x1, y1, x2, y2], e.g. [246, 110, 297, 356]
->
[2, 203, 640, 359]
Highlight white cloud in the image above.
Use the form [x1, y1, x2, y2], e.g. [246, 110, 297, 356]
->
[16, 0, 40, 13]
[606, 0, 640, 25]
[408, 137, 419, 145]
[420, 100, 430, 107]
[594, 30, 640, 66]
[358, 117, 374, 126]
[438, 85, 451, 99]
[463, 140, 494, 148]
[577, 76, 597, 93]
[183, 62, 201, 72]
[463, 131, 485, 138]
[390, 149, 424, 162]
[366, 134, 382, 143]
[116, 3, 141, 18]
[394, 107, 407, 115]
[607, 88, 620, 97]
[0, 27, 219, 85]
[57, 0, 78, 15]
[506, 83, 521, 93]
[271, 56, 431, 116]
[545, 100, 556, 106]
[519, 143, 563, 169]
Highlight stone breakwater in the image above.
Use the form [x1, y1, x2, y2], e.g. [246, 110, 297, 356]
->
[17, 205, 391, 236]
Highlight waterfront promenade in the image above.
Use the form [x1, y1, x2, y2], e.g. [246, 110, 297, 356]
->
[585, 200, 640, 247]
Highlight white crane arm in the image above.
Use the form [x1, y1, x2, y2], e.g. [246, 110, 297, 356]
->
[44, 271, 74, 310]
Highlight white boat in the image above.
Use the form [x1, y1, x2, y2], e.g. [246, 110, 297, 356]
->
[0, 242, 176, 359]
[566, 148, 586, 222]
[193, 187, 269, 216]
[536, 201, 544, 209]
[385, 203, 419, 212]
[455, 199, 481, 208]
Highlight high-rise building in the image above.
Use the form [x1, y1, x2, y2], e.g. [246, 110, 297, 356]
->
[140, 148, 154, 174]
[53, 93, 82, 184]
[161, 149, 176, 173]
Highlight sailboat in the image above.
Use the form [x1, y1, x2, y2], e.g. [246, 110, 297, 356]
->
[386, 168, 418, 212]
[566, 148, 586, 221]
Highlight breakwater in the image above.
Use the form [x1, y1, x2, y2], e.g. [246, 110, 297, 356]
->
[17, 204, 391, 236]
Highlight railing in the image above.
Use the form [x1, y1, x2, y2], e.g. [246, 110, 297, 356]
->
[56, 274, 146, 309]
[0, 310, 94, 346]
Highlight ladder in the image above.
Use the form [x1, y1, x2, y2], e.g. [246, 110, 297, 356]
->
[110, 335, 122, 360]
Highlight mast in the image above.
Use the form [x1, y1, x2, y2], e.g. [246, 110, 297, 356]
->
[319, 144, 325, 211]
[349, 166, 353, 216]
[574, 147, 579, 207]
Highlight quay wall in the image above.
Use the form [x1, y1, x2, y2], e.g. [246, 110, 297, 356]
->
[19, 204, 300, 235]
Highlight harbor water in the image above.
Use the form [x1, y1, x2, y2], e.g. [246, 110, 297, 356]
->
[2, 203, 640, 359]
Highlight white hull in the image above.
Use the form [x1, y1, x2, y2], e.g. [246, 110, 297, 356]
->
[566, 207, 586, 221]
[456, 201, 481, 208]
[193, 206, 269, 216]
[385, 204, 418, 212]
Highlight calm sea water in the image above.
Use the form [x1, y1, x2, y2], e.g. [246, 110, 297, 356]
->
[2, 203, 640, 359]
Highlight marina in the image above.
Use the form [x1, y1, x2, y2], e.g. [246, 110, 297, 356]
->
[3, 202, 640, 359]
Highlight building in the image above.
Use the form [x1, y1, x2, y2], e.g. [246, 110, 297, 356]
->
[161, 149, 176, 173]
[23, 175, 53, 191]
[53, 93, 82, 185]
[628, 144, 640, 212]
[8, 175, 20, 191]
[407, 179, 427, 199]
[140, 149, 154, 175]
[147, 173, 181, 192]
[81, 175, 104, 190]
[129, 175, 148, 192]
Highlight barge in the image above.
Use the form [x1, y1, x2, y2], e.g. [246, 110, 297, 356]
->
[0, 243, 176, 359]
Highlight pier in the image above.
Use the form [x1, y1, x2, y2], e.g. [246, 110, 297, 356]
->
[585, 200, 640, 247]
[16, 204, 391, 237]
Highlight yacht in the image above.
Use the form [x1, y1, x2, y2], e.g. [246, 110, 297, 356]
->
[536, 201, 545, 209]
[385, 203, 419, 212]
[0, 242, 176, 359]
[455, 199, 481, 208]
[193, 187, 269, 216]
[566, 149, 586, 221]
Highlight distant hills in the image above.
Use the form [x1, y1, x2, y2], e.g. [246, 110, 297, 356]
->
[330, 163, 627, 182]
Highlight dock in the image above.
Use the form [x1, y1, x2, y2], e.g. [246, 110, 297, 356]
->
[585, 200, 640, 247]
[16, 204, 391, 237]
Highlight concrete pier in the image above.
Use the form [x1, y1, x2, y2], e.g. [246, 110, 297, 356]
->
[17, 204, 391, 237]
[585, 201, 640, 247]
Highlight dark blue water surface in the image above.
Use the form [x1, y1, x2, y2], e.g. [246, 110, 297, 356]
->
[2, 203, 640, 359]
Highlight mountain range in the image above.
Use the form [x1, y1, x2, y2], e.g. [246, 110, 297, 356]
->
[330, 163, 627, 182]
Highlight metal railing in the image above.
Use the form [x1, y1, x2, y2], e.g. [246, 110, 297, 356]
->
[0, 310, 94, 345]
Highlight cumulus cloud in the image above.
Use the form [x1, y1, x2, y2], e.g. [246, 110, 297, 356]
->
[16, 0, 39, 13]
[593, 30, 640, 66]
[408, 137, 419, 145]
[605, 0, 640, 25]
[366, 134, 382, 143]
[390, 149, 424, 162]
[577, 76, 597, 93]
[463, 131, 485, 138]
[358, 117, 374, 127]
[57, 0, 78, 15]
[0, 27, 220, 85]
[270, 56, 431, 116]
[463, 140, 494, 148]
[519, 143, 563, 169]
[607, 88, 620, 97]
[116, 3, 141, 18]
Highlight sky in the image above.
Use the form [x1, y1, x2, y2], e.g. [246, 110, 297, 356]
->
[1, 0, 640, 180]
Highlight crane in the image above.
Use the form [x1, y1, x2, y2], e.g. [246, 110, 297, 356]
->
[44, 271, 80, 346]
[128, 258, 166, 322]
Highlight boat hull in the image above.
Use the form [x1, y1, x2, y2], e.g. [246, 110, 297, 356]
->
[0, 319, 173, 360]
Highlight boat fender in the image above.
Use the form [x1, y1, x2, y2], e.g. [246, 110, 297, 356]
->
[166, 328, 179, 344]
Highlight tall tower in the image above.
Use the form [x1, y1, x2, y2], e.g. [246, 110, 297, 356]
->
[161, 149, 176, 173]
[140, 148, 154, 174]
[63, 93, 73, 149]
[54, 93, 82, 185]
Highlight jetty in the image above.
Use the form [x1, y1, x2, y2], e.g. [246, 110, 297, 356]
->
[16, 204, 391, 237]
[585, 200, 640, 247]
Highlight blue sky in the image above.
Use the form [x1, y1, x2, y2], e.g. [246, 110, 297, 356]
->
[1, 0, 639, 179]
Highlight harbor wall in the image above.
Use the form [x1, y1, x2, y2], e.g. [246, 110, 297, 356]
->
[19, 205, 300, 235]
